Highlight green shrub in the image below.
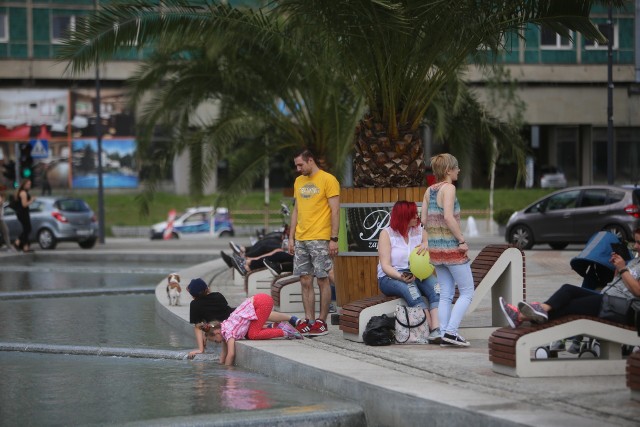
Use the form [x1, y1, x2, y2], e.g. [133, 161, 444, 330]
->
[494, 209, 514, 226]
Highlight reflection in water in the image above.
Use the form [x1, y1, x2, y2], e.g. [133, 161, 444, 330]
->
[0, 352, 314, 426]
[220, 375, 272, 411]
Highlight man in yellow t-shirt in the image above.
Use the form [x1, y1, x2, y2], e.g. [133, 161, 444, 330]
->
[288, 149, 340, 336]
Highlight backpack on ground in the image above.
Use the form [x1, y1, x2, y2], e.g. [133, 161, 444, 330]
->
[362, 314, 395, 346]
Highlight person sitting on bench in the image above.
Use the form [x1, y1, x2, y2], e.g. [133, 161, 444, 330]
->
[377, 200, 441, 343]
[499, 227, 640, 328]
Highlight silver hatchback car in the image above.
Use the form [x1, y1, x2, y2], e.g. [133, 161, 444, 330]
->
[2, 197, 98, 250]
[505, 185, 640, 250]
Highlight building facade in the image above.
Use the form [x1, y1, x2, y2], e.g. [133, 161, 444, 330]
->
[1, 2, 638, 191]
[469, 3, 640, 187]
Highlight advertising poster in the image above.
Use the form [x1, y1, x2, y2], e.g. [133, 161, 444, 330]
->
[0, 88, 138, 190]
[72, 138, 138, 188]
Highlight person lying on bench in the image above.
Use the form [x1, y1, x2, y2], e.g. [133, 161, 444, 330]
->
[499, 227, 640, 328]
[220, 248, 293, 277]
[378, 200, 441, 343]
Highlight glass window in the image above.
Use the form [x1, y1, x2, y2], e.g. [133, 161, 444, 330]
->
[0, 13, 7, 42]
[185, 212, 208, 224]
[607, 190, 626, 204]
[540, 26, 573, 49]
[585, 23, 618, 50]
[52, 15, 76, 44]
[579, 189, 607, 207]
[57, 199, 89, 212]
[546, 190, 579, 211]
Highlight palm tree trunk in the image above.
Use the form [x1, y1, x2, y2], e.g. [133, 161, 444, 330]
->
[353, 115, 425, 188]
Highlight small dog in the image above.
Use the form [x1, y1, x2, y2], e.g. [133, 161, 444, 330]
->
[166, 273, 182, 306]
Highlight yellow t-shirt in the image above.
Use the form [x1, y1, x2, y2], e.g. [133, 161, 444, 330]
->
[294, 169, 340, 241]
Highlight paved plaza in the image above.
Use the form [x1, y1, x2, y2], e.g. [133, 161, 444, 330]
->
[2, 235, 639, 426]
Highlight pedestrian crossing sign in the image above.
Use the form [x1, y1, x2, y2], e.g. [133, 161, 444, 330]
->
[29, 139, 49, 159]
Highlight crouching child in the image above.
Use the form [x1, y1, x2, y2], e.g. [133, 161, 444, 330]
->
[190, 293, 303, 365]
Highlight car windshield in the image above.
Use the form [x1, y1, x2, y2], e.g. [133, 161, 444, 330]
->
[56, 199, 90, 212]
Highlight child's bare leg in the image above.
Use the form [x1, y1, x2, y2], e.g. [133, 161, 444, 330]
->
[268, 311, 292, 323]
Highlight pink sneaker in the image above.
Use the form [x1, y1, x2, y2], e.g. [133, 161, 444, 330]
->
[499, 297, 522, 328]
[278, 322, 303, 339]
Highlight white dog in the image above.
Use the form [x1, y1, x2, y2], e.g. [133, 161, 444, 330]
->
[166, 273, 182, 306]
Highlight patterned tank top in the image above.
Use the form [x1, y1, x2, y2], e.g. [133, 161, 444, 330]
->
[425, 182, 469, 265]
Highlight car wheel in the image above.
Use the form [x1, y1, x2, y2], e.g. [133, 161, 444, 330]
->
[171, 232, 179, 239]
[38, 228, 57, 250]
[78, 237, 97, 249]
[603, 224, 627, 241]
[219, 230, 233, 238]
[509, 225, 534, 250]
[549, 242, 569, 250]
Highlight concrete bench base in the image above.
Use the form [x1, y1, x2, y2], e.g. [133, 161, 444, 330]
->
[271, 275, 320, 313]
[490, 315, 640, 378]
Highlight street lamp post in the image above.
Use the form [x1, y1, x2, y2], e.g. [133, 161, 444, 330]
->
[94, 0, 106, 243]
[606, 3, 614, 185]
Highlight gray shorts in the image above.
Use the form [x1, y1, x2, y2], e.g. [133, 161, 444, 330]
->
[293, 240, 332, 278]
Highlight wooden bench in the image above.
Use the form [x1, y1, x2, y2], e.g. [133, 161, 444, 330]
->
[489, 315, 640, 377]
[245, 268, 292, 297]
[339, 244, 526, 342]
[271, 274, 320, 313]
[628, 352, 640, 401]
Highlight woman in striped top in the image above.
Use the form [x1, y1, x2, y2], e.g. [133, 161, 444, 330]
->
[421, 153, 474, 347]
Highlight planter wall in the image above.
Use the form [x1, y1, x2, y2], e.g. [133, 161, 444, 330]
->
[335, 186, 426, 306]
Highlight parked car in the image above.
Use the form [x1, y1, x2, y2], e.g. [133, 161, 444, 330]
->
[505, 185, 640, 250]
[1, 197, 98, 250]
[539, 165, 567, 189]
[149, 206, 234, 240]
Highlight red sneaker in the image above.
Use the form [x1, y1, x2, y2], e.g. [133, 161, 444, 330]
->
[296, 319, 311, 336]
[308, 319, 329, 336]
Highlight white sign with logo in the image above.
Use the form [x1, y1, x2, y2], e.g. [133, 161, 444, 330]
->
[341, 202, 423, 256]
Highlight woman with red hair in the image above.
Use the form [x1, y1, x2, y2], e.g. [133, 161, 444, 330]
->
[377, 200, 441, 343]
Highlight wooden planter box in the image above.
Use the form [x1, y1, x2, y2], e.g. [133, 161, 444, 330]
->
[334, 186, 425, 306]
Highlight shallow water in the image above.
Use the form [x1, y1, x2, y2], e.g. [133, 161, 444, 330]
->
[0, 294, 193, 349]
[0, 259, 330, 426]
[0, 352, 319, 426]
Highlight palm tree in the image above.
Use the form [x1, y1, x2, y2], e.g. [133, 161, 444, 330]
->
[59, 0, 623, 191]
[274, 0, 624, 187]
[59, 2, 364, 203]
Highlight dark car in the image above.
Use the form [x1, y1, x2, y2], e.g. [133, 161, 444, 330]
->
[1, 197, 98, 250]
[505, 185, 640, 250]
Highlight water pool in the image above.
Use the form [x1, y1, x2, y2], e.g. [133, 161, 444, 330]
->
[0, 259, 341, 426]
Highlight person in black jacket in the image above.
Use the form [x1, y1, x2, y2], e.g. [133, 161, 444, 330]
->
[187, 278, 235, 358]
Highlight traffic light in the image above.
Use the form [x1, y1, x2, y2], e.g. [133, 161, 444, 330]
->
[19, 143, 33, 179]
[2, 160, 17, 188]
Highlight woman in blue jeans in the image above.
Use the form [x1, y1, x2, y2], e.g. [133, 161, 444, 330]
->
[377, 201, 441, 343]
[422, 154, 474, 347]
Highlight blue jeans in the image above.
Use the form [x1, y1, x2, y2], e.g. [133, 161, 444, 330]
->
[378, 270, 440, 310]
[435, 262, 474, 336]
